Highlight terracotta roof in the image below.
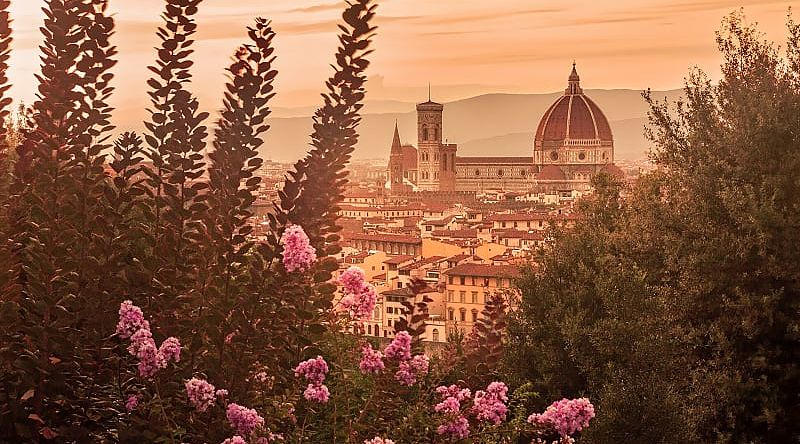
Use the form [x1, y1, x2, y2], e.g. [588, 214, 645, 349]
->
[486, 213, 548, 222]
[495, 229, 545, 241]
[399, 255, 446, 271]
[455, 156, 532, 165]
[444, 263, 521, 278]
[383, 254, 415, 265]
[344, 189, 380, 198]
[445, 253, 478, 263]
[535, 66, 613, 142]
[600, 164, 625, 178]
[424, 216, 455, 226]
[380, 285, 438, 297]
[431, 229, 478, 239]
[346, 233, 422, 244]
[537, 164, 567, 181]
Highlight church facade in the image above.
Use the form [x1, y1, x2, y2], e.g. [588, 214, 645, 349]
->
[387, 64, 624, 195]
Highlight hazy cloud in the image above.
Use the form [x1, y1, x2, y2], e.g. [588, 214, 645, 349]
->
[289, 2, 344, 13]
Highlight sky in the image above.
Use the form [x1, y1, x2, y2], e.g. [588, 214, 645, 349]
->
[5, 0, 795, 113]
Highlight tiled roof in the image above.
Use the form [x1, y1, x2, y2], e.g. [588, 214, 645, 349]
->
[431, 229, 478, 239]
[383, 254, 415, 265]
[380, 285, 438, 297]
[444, 263, 521, 278]
[346, 233, 422, 244]
[399, 255, 446, 271]
[455, 156, 532, 165]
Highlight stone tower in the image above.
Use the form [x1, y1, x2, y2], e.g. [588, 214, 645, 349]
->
[415, 89, 456, 192]
[387, 122, 405, 194]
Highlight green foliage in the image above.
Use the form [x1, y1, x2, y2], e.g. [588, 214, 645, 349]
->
[508, 11, 800, 443]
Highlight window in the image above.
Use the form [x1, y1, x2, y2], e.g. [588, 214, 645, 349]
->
[460, 276, 465, 285]
[432, 328, 440, 342]
[471, 310, 478, 322]
[387, 307, 393, 314]
[397, 282, 402, 289]
[497, 169, 504, 176]
[460, 309, 466, 322]
[471, 291, 478, 303]
[367, 324, 372, 335]
[447, 290, 454, 302]
[578, 151, 586, 160]
[423, 125, 429, 140]
[449, 276, 454, 284]
[448, 309, 454, 321]
[483, 292, 489, 303]
[433, 127, 438, 140]
[474, 169, 480, 176]
[459, 291, 466, 303]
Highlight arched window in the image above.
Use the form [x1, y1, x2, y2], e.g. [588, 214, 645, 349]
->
[471, 310, 478, 323]
[432, 328, 440, 342]
[422, 125, 429, 141]
[442, 155, 447, 171]
[497, 169, 504, 176]
[432, 127, 438, 141]
[475, 169, 480, 176]
[448, 308, 454, 321]
[367, 324, 372, 335]
[459, 308, 466, 322]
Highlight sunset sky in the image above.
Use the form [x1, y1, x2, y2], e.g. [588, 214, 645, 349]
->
[6, 0, 795, 113]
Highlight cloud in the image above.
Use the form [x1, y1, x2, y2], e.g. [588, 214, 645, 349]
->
[289, 2, 344, 13]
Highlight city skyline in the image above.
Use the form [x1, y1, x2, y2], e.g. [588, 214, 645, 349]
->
[6, 0, 794, 113]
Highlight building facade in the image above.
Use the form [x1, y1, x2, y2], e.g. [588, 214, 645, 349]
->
[387, 64, 625, 194]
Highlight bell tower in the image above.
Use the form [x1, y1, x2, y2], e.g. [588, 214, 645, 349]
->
[416, 87, 445, 191]
[387, 122, 404, 194]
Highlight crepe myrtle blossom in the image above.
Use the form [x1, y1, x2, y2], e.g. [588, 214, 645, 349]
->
[471, 381, 509, 425]
[303, 383, 330, 403]
[435, 384, 472, 439]
[280, 225, 317, 273]
[528, 397, 595, 437]
[226, 403, 265, 436]
[395, 354, 430, 386]
[359, 343, 385, 374]
[185, 378, 216, 412]
[294, 356, 328, 385]
[116, 300, 149, 339]
[383, 331, 412, 361]
[125, 394, 140, 412]
[364, 437, 395, 444]
[221, 437, 247, 444]
[338, 266, 379, 321]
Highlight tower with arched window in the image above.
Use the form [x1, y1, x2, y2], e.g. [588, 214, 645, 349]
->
[416, 96, 456, 191]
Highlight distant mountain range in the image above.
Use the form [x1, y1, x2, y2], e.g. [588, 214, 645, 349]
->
[259, 88, 685, 164]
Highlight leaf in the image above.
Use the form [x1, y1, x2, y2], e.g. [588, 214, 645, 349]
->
[20, 389, 34, 401]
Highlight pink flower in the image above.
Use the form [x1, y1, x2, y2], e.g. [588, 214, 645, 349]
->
[128, 328, 165, 378]
[186, 378, 216, 412]
[339, 266, 366, 294]
[226, 403, 265, 436]
[437, 415, 470, 440]
[359, 343, 385, 374]
[471, 381, 509, 425]
[303, 383, 330, 403]
[337, 266, 379, 321]
[216, 389, 229, 399]
[435, 384, 471, 439]
[159, 337, 181, 363]
[221, 437, 247, 444]
[125, 394, 140, 412]
[383, 331, 412, 361]
[280, 225, 317, 272]
[395, 354, 429, 386]
[116, 300, 148, 339]
[527, 397, 595, 437]
[294, 356, 328, 385]
[364, 438, 395, 444]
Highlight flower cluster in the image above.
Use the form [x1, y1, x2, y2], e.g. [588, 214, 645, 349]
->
[435, 384, 472, 439]
[395, 354, 429, 386]
[359, 343, 385, 374]
[528, 398, 595, 437]
[338, 266, 379, 321]
[382, 331, 429, 385]
[364, 437, 395, 444]
[471, 381, 509, 425]
[118, 301, 181, 378]
[280, 225, 317, 273]
[294, 356, 330, 403]
[125, 394, 140, 412]
[116, 300, 148, 339]
[221, 437, 247, 444]
[186, 377, 217, 412]
[226, 403, 265, 436]
[383, 331, 412, 361]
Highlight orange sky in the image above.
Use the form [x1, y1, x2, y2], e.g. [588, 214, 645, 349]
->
[6, 0, 795, 112]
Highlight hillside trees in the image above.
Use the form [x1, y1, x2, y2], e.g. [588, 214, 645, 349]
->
[507, 11, 800, 443]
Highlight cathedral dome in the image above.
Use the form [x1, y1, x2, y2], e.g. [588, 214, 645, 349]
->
[535, 64, 613, 142]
